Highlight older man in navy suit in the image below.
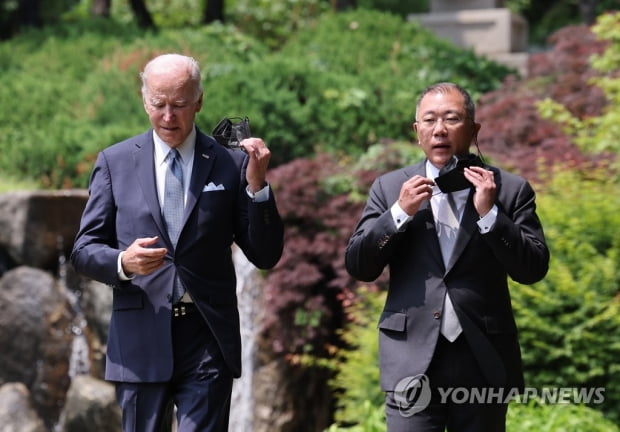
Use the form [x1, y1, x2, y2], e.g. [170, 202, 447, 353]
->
[71, 53, 284, 431]
[345, 83, 549, 431]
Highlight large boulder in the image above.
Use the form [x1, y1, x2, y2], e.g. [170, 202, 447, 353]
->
[57, 375, 121, 432]
[0, 190, 87, 272]
[0, 382, 46, 432]
[0, 266, 74, 427]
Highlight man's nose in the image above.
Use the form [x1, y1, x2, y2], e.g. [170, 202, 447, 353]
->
[432, 120, 448, 134]
[162, 106, 175, 120]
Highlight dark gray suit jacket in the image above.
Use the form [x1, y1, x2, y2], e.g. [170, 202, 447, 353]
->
[345, 159, 548, 392]
[71, 127, 284, 382]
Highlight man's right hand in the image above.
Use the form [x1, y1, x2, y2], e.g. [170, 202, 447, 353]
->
[397, 175, 435, 215]
[121, 236, 168, 276]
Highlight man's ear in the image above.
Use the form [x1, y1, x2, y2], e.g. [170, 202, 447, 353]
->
[195, 92, 204, 113]
[473, 121, 481, 137]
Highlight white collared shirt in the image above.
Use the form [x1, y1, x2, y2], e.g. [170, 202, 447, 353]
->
[390, 160, 497, 233]
[153, 127, 196, 208]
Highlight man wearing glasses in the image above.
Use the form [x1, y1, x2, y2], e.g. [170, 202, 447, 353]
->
[345, 82, 549, 431]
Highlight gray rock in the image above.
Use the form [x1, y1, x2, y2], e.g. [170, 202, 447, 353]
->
[0, 190, 87, 271]
[57, 375, 121, 432]
[0, 266, 74, 427]
[0, 382, 46, 432]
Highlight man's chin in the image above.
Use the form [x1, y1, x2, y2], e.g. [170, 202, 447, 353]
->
[430, 154, 453, 168]
[157, 129, 183, 145]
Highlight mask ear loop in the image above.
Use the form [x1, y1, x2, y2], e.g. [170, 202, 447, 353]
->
[471, 122, 486, 164]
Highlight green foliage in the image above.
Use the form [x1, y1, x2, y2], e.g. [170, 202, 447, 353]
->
[327, 286, 385, 425]
[321, 140, 424, 202]
[325, 275, 620, 430]
[537, 11, 620, 163]
[521, 1, 620, 46]
[325, 399, 620, 432]
[356, 0, 428, 17]
[200, 10, 511, 165]
[262, 142, 419, 364]
[0, 175, 39, 192]
[510, 167, 620, 423]
[506, 398, 620, 432]
[584, 11, 620, 158]
[229, 0, 328, 50]
[324, 400, 386, 432]
[0, 19, 267, 188]
[0, 10, 511, 188]
[263, 10, 509, 159]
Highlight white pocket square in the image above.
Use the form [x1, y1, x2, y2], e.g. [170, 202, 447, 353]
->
[203, 182, 225, 192]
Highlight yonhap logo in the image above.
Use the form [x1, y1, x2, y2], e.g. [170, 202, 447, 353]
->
[394, 374, 432, 417]
[392, 374, 606, 418]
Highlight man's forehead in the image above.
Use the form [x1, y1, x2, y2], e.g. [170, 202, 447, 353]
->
[419, 91, 465, 110]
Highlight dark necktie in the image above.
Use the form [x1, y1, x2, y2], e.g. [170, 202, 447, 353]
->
[163, 149, 185, 303]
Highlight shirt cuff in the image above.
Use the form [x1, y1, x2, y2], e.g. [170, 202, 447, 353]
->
[391, 201, 412, 231]
[246, 184, 270, 202]
[117, 251, 134, 281]
[477, 204, 498, 233]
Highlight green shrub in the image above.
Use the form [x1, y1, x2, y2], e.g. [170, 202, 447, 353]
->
[1, 10, 511, 188]
[324, 167, 620, 429]
[510, 167, 620, 422]
[228, 0, 328, 50]
[0, 175, 39, 193]
[506, 398, 620, 432]
[325, 399, 620, 432]
[325, 281, 620, 431]
[327, 286, 385, 425]
[537, 11, 620, 164]
[0, 20, 267, 188]
[203, 10, 512, 165]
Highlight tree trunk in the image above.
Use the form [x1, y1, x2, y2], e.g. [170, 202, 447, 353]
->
[332, 0, 356, 11]
[91, 0, 111, 17]
[129, 0, 156, 29]
[19, 0, 42, 28]
[578, 0, 598, 24]
[203, 0, 225, 24]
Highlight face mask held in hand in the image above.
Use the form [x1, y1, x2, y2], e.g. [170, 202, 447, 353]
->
[434, 153, 484, 193]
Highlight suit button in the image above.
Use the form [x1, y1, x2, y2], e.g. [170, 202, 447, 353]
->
[433, 312, 441, 319]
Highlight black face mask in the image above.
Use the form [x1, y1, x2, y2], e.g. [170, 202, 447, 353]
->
[434, 153, 484, 193]
[212, 117, 251, 152]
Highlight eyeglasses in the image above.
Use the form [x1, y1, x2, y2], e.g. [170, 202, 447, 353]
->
[417, 114, 468, 128]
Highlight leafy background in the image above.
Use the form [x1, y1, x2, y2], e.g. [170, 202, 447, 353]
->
[1, 0, 619, 430]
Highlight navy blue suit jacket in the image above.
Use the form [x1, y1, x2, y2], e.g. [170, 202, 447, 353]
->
[345, 160, 549, 392]
[71, 127, 284, 382]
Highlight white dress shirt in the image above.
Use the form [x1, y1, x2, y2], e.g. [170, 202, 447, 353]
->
[390, 160, 498, 232]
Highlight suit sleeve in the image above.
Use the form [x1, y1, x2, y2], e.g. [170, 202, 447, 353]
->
[483, 177, 549, 284]
[70, 151, 123, 286]
[345, 176, 402, 282]
[233, 156, 284, 270]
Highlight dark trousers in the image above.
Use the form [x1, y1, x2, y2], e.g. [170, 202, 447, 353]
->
[115, 308, 233, 432]
[385, 334, 508, 432]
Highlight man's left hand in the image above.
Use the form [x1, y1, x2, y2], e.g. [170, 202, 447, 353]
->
[241, 137, 271, 192]
[464, 166, 497, 217]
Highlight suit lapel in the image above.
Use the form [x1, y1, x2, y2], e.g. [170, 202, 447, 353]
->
[445, 189, 477, 272]
[183, 131, 217, 227]
[133, 133, 169, 240]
